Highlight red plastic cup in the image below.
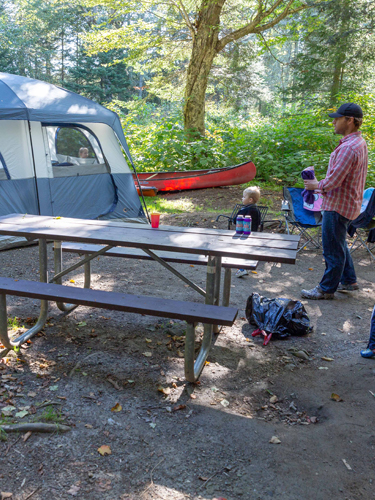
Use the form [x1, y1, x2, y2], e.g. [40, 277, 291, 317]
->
[151, 213, 160, 228]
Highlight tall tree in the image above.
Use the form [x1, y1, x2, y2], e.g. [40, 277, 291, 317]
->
[0, 0, 136, 104]
[85, 0, 327, 136]
[287, 0, 375, 106]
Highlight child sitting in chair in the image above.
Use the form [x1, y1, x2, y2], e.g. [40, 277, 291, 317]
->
[236, 186, 261, 278]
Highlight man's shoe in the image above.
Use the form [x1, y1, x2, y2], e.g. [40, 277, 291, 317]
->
[337, 283, 359, 292]
[235, 269, 248, 278]
[360, 348, 375, 358]
[301, 285, 334, 300]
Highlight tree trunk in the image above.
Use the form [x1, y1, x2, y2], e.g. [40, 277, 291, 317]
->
[330, 57, 343, 105]
[61, 30, 65, 83]
[183, 0, 225, 138]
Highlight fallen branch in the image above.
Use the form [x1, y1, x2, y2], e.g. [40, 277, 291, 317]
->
[107, 377, 122, 390]
[0, 423, 71, 433]
[69, 352, 100, 377]
[36, 401, 63, 409]
[5, 434, 22, 455]
[141, 458, 165, 497]
[24, 486, 41, 500]
[201, 461, 238, 489]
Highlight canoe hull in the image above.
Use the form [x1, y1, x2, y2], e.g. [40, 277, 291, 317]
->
[132, 160, 256, 192]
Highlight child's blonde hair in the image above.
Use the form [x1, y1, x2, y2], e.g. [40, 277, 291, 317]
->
[243, 186, 261, 204]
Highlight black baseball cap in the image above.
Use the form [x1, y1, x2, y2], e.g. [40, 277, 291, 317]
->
[328, 103, 363, 119]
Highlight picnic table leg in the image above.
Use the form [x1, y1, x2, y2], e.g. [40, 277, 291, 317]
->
[0, 294, 10, 358]
[184, 320, 215, 382]
[222, 268, 231, 307]
[54, 241, 91, 313]
[184, 255, 216, 382]
[213, 256, 222, 333]
[0, 239, 48, 355]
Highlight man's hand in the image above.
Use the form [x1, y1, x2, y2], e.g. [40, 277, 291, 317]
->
[303, 178, 319, 191]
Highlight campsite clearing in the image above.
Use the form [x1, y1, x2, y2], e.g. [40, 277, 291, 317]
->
[0, 186, 374, 500]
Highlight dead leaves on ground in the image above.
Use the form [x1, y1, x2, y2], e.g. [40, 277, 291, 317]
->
[172, 404, 186, 412]
[97, 445, 111, 456]
[331, 393, 344, 402]
[111, 402, 122, 412]
[269, 436, 281, 444]
[67, 484, 80, 496]
[95, 479, 112, 492]
[157, 386, 171, 396]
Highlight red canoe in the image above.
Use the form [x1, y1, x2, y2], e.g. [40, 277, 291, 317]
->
[132, 160, 256, 192]
[136, 185, 158, 197]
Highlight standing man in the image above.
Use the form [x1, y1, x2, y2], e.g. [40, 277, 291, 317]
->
[301, 103, 368, 300]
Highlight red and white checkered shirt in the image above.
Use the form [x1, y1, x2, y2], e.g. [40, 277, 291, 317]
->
[318, 131, 368, 220]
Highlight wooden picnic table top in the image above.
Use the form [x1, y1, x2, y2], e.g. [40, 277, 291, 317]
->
[38, 217, 299, 242]
[0, 214, 299, 264]
[0, 214, 300, 249]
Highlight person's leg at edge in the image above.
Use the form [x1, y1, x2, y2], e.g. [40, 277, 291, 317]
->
[319, 211, 350, 294]
[361, 305, 375, 358]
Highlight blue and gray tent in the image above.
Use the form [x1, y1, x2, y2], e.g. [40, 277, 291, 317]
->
[0, 72, 146, 249]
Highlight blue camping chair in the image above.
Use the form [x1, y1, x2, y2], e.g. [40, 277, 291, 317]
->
[347, 188, 375, 262]
[282, 187, 322, 252]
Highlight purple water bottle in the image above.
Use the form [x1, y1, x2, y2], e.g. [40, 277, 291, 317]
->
[243, 216, 251, 235]
[236, 215, 244, 234]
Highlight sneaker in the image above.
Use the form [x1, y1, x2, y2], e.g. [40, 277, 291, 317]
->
[360, 348, 375, 358]
[301, 285, 334, 300]
[235, 269, 248, 278]
[337, 283, 359, 292]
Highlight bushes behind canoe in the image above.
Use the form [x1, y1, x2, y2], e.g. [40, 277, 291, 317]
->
[113, 99, 375, 188]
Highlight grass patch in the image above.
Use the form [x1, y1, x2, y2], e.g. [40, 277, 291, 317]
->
[7, 317, 23, 329]
[34, 405, 65, 424]
[144, 196, 206, 214]
[0, 427, 7, 441]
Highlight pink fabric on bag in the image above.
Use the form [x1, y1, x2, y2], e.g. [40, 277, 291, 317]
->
[303, 193, 323, 212]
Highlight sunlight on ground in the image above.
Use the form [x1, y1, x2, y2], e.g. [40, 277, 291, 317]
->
[342, 319, 354, 332]
[144, 196, 202, 214]
[142, 484, 212, 499]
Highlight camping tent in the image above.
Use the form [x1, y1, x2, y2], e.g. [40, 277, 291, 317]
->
[0, 72, 146, 249]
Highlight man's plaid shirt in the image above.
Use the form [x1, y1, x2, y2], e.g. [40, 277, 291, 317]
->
[318, 131, 368, 220]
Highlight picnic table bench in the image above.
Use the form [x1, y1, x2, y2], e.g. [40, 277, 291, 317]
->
[0, 277, 237, 382]
[56, 242, 258, 309]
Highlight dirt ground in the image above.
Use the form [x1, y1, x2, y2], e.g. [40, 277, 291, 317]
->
[1, 187, 375, 500]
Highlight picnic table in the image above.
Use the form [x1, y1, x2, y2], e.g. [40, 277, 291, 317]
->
[0, 213, 299, 381]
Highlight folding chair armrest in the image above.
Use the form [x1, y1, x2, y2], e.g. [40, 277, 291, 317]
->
[215, 214, 231, 222]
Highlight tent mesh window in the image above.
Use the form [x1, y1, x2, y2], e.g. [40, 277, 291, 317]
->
[56, 127, 97, 160]
[46, 125, 109, 177]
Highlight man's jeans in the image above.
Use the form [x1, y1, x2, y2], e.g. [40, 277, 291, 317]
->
[319, 211, 357, 294]
[367, 305, 375, 350]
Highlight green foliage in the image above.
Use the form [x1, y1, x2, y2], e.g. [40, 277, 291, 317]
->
[119, 97, 375, 187]
[286, 0, 375, 107]
[0, 427, 7, 441]
[7, 317, 22, 329]
[36, 406, 64, 424]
